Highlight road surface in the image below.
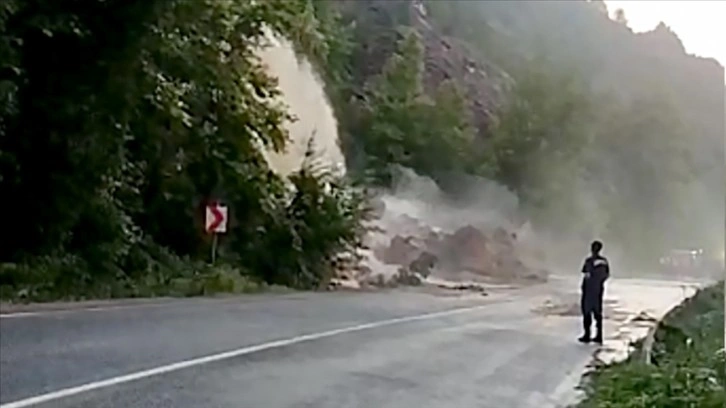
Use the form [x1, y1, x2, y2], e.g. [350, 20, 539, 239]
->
[0, 283, 623, 408]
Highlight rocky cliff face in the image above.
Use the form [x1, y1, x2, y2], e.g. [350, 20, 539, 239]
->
[409, 0, 511, 139]
[340, 0, 511, 140]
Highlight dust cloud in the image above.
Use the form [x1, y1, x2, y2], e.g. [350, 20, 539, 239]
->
[254, 31, 346, 177]
[251, 31, 597, 285]
[530, 157, 724, 281]
[377, 166, 519, 237]
[358, 166, 554, 286]
[253, 30, 722, 287]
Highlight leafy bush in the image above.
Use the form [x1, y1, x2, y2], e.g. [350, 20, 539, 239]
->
[242, 146, 368, 289]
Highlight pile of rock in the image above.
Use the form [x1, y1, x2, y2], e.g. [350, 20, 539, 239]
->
[330, 197, 549, 289]
[373, 217, 549, 285]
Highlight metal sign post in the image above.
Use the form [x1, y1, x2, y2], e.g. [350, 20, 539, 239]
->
[205, 201, 228, 264]
[211, 234, 219, 264]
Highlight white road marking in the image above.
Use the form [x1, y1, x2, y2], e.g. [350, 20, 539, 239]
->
[0, 301, 183, 319]
[0, 303, 491, 408]
[0, 305, 149, 319]
[0, 311, 42, 318]
[0, 295, 304, 319]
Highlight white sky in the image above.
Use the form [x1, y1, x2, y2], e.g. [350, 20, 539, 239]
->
[604, 1, 725, 67]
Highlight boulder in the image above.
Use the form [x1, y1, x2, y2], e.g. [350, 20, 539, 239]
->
[492, 227, 515, 246]
[444, 225, 495, 273]
[408, 251, 438, 278]
[382, 235, 422, 266]
[365, 273, 387, 288]
[423, 230, 445, 254]
[394, 267, 423, 286]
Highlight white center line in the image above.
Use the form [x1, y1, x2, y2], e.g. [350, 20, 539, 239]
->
[0, 303, 490, 408]
[0, 296, 289, 319]
[0, 304, 167, 319]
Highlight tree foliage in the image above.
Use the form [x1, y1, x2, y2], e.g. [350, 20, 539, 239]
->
[0, 0, 365, 299]
[305, 0, 722, 262]
[423, 0, 723, 260]
[3, 0, 722, 298]
[352, 29, 478, 185]
[489, 63, 594, 212]
[487, 58, 701, 258]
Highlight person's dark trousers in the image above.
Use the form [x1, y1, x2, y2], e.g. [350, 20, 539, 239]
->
[580, 279, 604, 341]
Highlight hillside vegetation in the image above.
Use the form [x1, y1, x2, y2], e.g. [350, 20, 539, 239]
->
[324, 0, 724, 266]
[0, 0, 367, 300]
[1, 0, 723, 300]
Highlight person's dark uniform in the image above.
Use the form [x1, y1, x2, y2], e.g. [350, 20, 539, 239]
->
[578, 240, 609, 344]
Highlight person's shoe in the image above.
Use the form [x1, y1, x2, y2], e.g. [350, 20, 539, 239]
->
[578, 335, 591, 343]
[592, 335, 603, 345]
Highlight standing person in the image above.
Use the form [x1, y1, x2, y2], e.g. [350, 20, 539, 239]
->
[578, 240, 610, 344]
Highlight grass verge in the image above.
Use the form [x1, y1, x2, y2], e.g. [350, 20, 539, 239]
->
[0, 255, 289, 303]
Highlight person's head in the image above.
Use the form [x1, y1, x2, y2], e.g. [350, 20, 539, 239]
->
[591, 240, 603, 255]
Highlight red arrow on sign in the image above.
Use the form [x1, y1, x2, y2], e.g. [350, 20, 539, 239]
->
[205, 202, 227, 234]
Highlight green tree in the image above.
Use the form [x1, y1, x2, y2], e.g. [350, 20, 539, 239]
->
[488, 62, 594, 224]
[590, 93, 695, 259]
[355, 29, 477, 184]
[0, 0, 365, 298]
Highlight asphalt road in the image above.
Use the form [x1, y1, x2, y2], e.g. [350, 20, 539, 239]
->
[0, 285, 595, 408]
